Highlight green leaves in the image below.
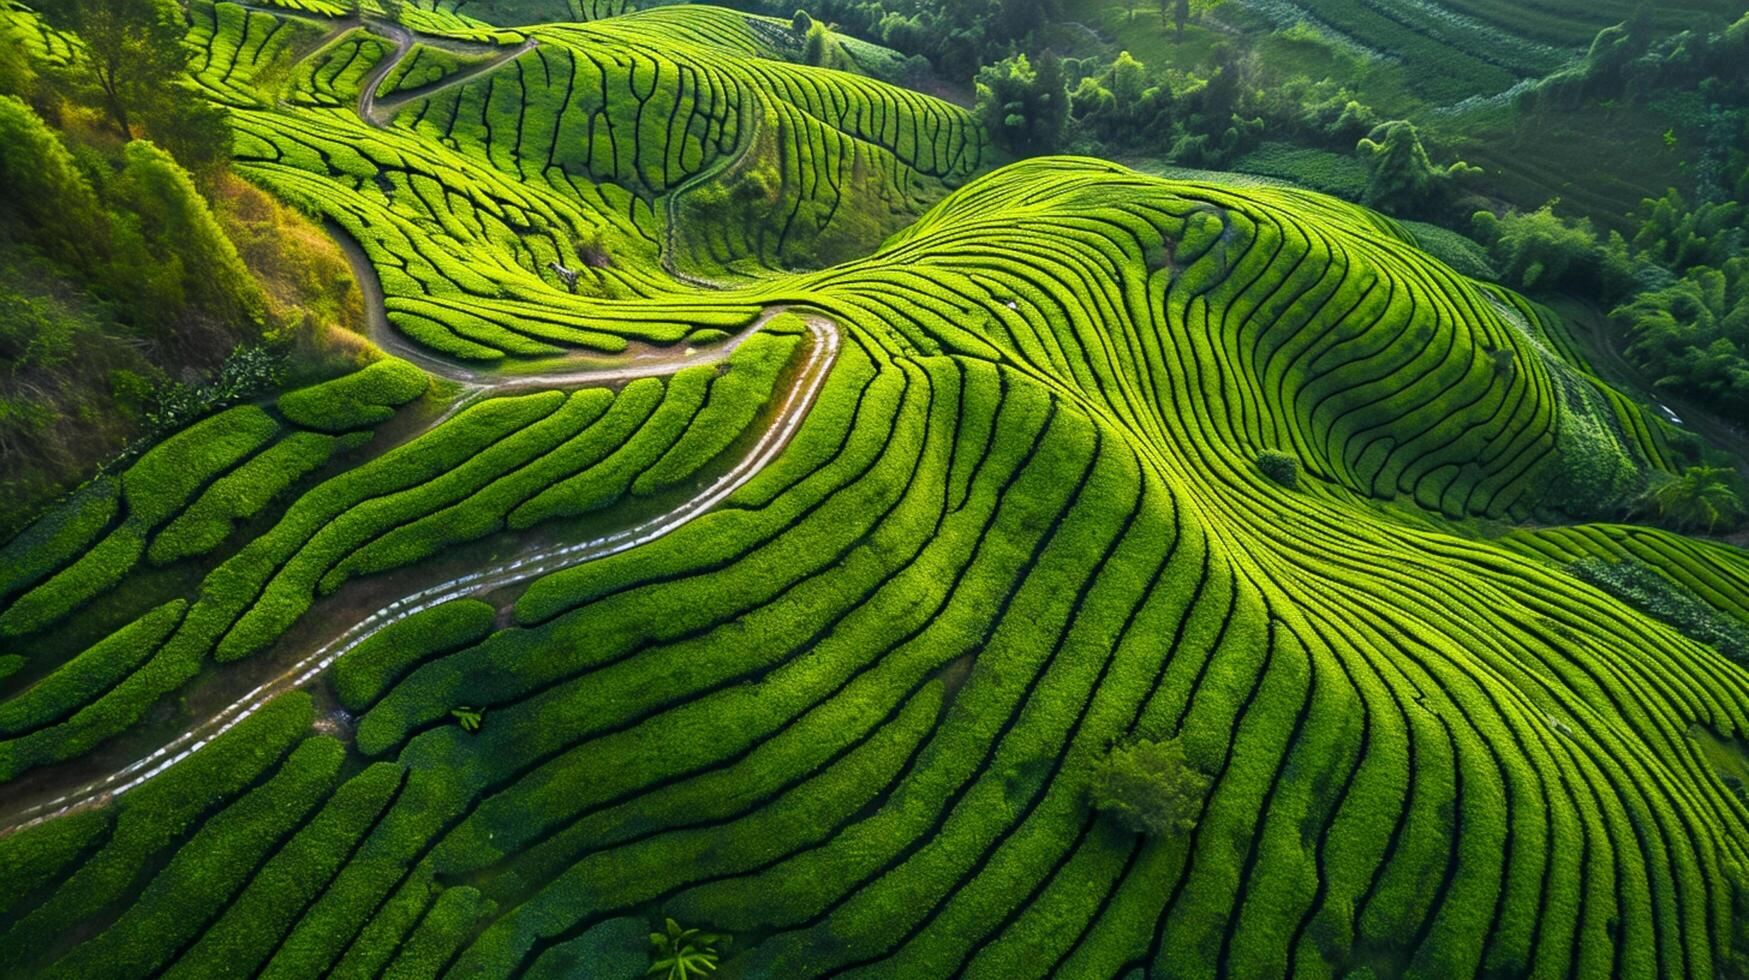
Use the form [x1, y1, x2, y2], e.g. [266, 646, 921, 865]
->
[1647, 466, 1746, 534]
[451, 706, 484, 733]
[1087, 737, 1211, 837]
[647, 918, 726, 979]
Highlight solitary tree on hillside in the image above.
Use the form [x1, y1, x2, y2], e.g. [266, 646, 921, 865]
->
[803, 20, 831, 67]
[1087, 736, 1211, 836]
[36, 0, 185, 140]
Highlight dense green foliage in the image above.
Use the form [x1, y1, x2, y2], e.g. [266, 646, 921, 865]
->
[0, 2, 367, 531]
[0, 2, 1746, 979]
[276, 357, 428, 431]
[1086, 737, 1211, 836]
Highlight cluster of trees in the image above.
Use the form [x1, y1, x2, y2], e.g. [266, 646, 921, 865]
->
[0, 0, 362, 532]
[1469, 181, 1748, 533]
[1521, 12, 1749, 204]
[1472, 184, 1748, 428]
[748, 0, 1066, 78]
[1522, 10, 1749, 114]
[29, 0, 231, 173]
[970, 43, 1483, 225]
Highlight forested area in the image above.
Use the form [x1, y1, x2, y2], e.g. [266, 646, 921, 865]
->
[0, 0, 365, 535]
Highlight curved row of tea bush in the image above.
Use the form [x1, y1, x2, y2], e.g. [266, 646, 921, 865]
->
[0, 336, 798, 784]
[15, 150, 1745, 978]
[198, 0, 988, 358]
[4, 4, 1748, 978]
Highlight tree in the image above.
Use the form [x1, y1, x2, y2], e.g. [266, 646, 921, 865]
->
[1356, 121, 1478, 217]
[1165, 0, 1225, 36]
[1647, 467, 1745, 534]
[1033, 49, 1069, 148]
[802, 20, 832, 67]
[791, 9, 812, 33]
[1087, 737, 1210, 836]
[1612, 261, 1749, 420]
[148, 97, 232, 177]
[1108, 50, 1146, 109]
[0, 96, 108, 269]
[1630, 188, 1746, 274]
[117, 140, 264, 327]
[974, 52, 1067, 156]
[1257, 449, 1299, 489]
[35, 0, 186, 140]
[1472, 205, 1603, 293]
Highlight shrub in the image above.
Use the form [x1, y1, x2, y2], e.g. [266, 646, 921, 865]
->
[276, 358, 429, 432]
[632, 332, 800, 496]
[1256, 449, 1300, 490]
[123, 404, 281, 529]
[1568, 557, 1749, 663]
[331, 599, 496, 712]
[1086, 736, 1210, 836]
[0, 525, 147, 638]
[0, 693, 313, 973]
[0, 600, 186, 735]
[149, 431, 347, 564]
[0, 477, 119, 605]
[648, 918, 728, 980]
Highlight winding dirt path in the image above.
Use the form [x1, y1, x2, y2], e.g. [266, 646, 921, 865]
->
[0, 314, 837, 837]
[357, 24, 539, 128]
[0, 24, 843, 837]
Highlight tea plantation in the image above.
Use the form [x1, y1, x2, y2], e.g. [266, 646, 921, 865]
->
[2, 1, 1748, 978]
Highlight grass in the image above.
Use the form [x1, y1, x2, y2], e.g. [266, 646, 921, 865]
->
[0, 1, 1746, 979]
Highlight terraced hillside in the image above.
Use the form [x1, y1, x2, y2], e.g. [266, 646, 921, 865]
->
[1231, 0, 1746, 102]
[3, 2, 1749, 978]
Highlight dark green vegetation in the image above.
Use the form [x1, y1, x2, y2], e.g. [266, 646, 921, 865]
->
[0, 3, 372, 534]
[0, 0, 1747, 978]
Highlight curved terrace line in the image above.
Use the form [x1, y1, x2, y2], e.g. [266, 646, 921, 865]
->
[0, 312, 839, 837]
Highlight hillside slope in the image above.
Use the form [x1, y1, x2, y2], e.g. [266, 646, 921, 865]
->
[1, 3, 1748, 979]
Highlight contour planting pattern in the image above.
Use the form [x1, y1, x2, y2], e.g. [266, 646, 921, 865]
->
[1233, 0, 1745, 101]
[3, 2, 1749, 978]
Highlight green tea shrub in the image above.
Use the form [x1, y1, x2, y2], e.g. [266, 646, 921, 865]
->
[0, 693, 312, 973]
[123, 405, 281, 529]
[633, 332, 800, 495]
[332, 599, 497, 712]
[149, 431, 347, 564]
[161, 762, 405, 980]
[277, 358, 429, 432]
[40, 736, 344, 979]
[0, 477, 119, 604]
[0, 600, 185, 735]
